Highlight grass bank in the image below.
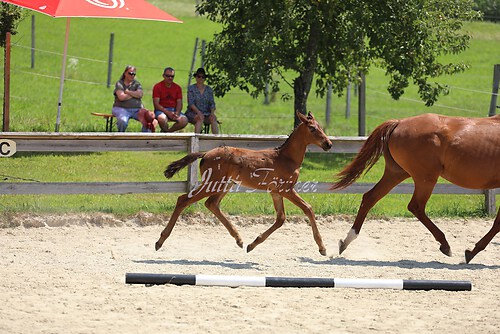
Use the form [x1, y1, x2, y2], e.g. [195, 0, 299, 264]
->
[0, 4, 499, 217]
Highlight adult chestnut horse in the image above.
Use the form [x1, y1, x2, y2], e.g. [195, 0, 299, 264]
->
[155, 112, 332, 255]
[331, 113, 500, 263]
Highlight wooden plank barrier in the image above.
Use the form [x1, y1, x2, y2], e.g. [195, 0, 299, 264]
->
[0, 132, 497, 215]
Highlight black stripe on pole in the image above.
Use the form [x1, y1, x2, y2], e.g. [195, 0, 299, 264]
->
[403, 280, 472, 291]
[266, 277, 335, 287]
[126, 273, 195, 286]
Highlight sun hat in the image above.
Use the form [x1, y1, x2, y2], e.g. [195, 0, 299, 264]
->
[193, 68, 208, 78]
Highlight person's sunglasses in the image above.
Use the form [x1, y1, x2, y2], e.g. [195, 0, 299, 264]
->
[164, 74, 175, 78]
[128, 72, 136, 76]
[196, 75, 205, 79]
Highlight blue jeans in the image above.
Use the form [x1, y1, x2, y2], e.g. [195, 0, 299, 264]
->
[154, 108, 187, 120]
[112, 106, 150, 132]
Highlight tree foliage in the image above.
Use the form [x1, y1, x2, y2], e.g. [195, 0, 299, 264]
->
[197, 0, 480, 124]
[0, 3, 24, 48]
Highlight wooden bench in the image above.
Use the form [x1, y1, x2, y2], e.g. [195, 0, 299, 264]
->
[91, 112, 221, 133]
[91, 113, 115, 132]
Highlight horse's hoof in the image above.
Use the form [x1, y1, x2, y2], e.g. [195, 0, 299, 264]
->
[155, 241, 162, 251]
[465, 250, 474, 264]
[246, 244, 254, 253]
[319, 249, 327, 256]
[237, 240, 244, 249]
[339, 239, 347, 255]
[439, 245, 452, 257]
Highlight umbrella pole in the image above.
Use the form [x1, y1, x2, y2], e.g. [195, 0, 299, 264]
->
[55, 17, 70, 132]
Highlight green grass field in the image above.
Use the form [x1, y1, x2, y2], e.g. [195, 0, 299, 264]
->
[3, 4, 499, 134]
[0, 2, 499, 218]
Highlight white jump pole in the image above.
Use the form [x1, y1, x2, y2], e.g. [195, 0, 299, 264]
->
[125, 273, 472, 291]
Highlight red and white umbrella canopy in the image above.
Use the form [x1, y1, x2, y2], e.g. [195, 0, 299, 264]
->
[2, 0, 181, 22]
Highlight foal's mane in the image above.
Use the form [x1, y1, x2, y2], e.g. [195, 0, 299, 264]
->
[275, 117, 310, 151]
[275, 129, 295, 151]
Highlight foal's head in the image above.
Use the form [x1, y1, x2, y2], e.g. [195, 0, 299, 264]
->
[296, 112, 332, 151]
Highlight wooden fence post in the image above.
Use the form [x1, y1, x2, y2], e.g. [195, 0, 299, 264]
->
[346, 79, 351, 119]
[485, 189, 497, 216]
[358, 72, 366, 136]
[3, 32, 11, 132]
[107, 33, 114, 88]
[264, 81, 270, 105]
[201, 39, 206, 68]
[31, 15, 35, 69]
[325, 83, 332, 127]
[488, 64, 500, 117]
[187, 38, 199, 88]
[187, 135, 200, 192]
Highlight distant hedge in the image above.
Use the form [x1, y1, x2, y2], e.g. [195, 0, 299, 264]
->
[474, 0, 500, 22]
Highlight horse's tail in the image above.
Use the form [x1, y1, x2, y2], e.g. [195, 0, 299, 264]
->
[164, 152, 206, 179]
[331, 120, 399, 190]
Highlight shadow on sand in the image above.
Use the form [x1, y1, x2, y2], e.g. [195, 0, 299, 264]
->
[133, 258, 263, 271]
[298, 256, 500, 270]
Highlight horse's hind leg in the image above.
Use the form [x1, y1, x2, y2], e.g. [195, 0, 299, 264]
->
[205, 191, 244, 248]
[155, 189, 209, 251]
[465, 208, 500, 263]
[408, 180, 452, 257]
[283, 190, 326, 256]
[339, 168, 408, 254]
[247, 193, 286, 253]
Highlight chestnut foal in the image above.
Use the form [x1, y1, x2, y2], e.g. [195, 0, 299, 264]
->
[155, 112, 332, 255]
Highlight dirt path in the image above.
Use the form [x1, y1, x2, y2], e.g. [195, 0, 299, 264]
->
[1, 213, 499, 333]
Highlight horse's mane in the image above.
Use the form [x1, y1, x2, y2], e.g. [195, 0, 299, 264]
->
[275, 125, 299, 151]
[275, 134, 292, 151]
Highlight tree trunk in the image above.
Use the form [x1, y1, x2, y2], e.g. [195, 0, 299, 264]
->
[293, 76, 308, 127]
[293, 18, 321, 127]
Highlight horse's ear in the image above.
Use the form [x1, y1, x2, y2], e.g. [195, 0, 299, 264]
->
[296, 111, 307, 123]
[307, 112, 314, 120]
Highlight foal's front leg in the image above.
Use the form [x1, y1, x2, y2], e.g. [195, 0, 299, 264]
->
[284, 189, 326, 256]
[247, 193, 286, 253]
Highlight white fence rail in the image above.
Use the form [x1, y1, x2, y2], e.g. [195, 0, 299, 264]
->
[0, 132, 497, 214]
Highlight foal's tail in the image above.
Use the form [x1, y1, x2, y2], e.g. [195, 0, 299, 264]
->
[164, 152, 206, 179]
[331, 120, 399, 190]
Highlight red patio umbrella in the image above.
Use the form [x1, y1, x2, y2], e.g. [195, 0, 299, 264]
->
[1, 0, 182, 131]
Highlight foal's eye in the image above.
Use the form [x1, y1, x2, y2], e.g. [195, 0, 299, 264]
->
[309, 126, 317, 132]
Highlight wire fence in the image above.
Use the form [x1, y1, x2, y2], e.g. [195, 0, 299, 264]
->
[2, 39, 498, 123]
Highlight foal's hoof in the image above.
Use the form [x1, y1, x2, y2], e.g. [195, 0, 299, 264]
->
[465, 250, 474, 264]
[339, 239, 347, 255]
[246, 244, 255, 253]
[236, 240, 244, 249]
[439, 244, 452, 257]
[319, 248, 327, 256]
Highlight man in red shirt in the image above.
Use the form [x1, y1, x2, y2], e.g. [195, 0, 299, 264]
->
[152, 67, 188, 132]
